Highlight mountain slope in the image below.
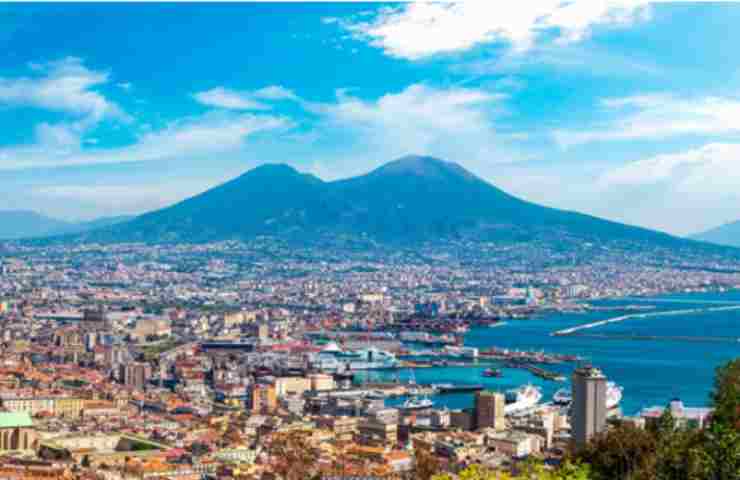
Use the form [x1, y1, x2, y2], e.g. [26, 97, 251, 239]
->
[692, 220, 740, 247]
[0, 211, 135, 240]
[0, 210, 72, 239]
[74, 155, 720, 251]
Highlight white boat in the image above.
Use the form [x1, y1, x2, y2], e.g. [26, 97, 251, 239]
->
[442, 345, 479, 359]
[365, 390, 387, 400]
[504, 384, 543, 414]
[552, 381, 623, 409]
[317, 345, 399, 370]
[402, 397, 433, 410]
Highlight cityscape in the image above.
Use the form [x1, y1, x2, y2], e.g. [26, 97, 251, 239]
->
[0, 2, 738, 480]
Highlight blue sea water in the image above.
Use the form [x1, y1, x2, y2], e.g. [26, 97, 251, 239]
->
[357, 291, 740, 416]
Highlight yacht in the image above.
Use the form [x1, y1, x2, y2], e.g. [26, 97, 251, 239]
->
[552, 381, 623, 409]
[504, 384, 543, 414]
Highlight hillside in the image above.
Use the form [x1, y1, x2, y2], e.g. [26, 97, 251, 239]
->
[0, 211, 134, 240]
[692, 220, 740, 247]
[73, 156, 723, 255]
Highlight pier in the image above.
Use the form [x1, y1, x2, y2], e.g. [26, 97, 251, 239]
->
[552, 305, 740, 336]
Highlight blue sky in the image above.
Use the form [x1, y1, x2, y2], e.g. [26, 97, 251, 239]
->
[2, 1, 740, 236]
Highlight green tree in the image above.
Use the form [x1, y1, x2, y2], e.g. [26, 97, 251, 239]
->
[572, 423, 656, 480]
[710, 358, 740, 430]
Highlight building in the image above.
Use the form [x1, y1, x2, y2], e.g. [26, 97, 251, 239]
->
[132, 316, 171, 341]
[274, 377, 311, 398]
[308, 373, 335, 391]
[0, 412, 35, 451]
[0, 395, 83, 419]
[450, 409, 474, 431]
[640, 399, 713, 429]
[358, 419, 398, 446]
[81, 306, 110, 332]
[571, 366, 608, 446]
[475, 391, 505, 431]
[486, 431, 540, 458]
[316, 416, 358, 442]
[250, 383, 277, 414]
[120, 362, 152, 390]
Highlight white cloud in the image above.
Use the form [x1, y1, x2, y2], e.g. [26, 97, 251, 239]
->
[598, 143, 740, 234]
[600, 143, 740, 191]
[193, 87, 269, 111]
[298, 83, 521, 179]
[253, 85, 298, 100]
[0, 57, 128, 124]
[0, 111, 289, 170]
[33, 183, 212, 215]
[193, 85, 298, 110]
[339, 1, 651, 60]
[555, 94, 740, 147]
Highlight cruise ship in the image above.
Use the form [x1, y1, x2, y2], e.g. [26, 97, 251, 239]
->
[315, 343, 400, 371]
[504, 384, 543, 414]
[552, 381, 623, 409]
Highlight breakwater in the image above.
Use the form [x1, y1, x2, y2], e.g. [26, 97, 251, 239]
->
[551, 305, 740, 336]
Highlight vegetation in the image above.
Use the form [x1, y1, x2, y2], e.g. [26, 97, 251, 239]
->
[571, 358, 739, 480]
[431, 461, 591, 480]
[432, 358, 739, 480]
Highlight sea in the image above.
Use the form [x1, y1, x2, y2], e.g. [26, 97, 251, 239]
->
[355, 290, 740, 416]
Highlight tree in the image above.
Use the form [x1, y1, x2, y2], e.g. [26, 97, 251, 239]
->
[572, 423, 656, 480]
[710, 358, 740, 430]
[696, 357, 740, 480]
[414, 446, 443, 480]
[263, 431, 319, 480]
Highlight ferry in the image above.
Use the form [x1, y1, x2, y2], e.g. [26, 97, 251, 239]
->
[315, 343, 399, 371]
[552, 381, 623, 409]
[504, 384, 543, 414]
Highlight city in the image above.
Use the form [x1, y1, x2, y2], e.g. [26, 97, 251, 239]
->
[0, 2, 739, 479]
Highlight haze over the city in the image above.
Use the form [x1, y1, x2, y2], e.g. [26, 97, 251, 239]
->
[2, 2, 740, 236]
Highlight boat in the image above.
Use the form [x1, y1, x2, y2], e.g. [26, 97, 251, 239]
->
[317, 344, 400, 370]
[504, 384, 543, 414]
[442, 345, 479, 359]
[365, 390, 387, 400]
[401, 396, 434, 410]
[552, 381, 623, 409]
[482, 368, 502, 378]
[433, 383, 485, 394]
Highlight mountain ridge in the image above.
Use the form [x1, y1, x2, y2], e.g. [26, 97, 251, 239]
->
[24, 155, 735, 256]
[0, 211, 135, 240]
[692, 220, 740, 248]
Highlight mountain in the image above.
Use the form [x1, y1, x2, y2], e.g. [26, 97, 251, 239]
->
[75, 155, 721, 254]
[692, 220, 740, 247]
[0, 211, 135, 240]
[0, 210, 73, 240]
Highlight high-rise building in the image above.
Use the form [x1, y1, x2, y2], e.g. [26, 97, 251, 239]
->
[474, 390, 505, 431]
[572, 366, 608, 446]
[119, 362, 152, 390]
